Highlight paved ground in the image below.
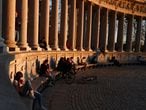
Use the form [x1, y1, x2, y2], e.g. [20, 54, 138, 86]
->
[42, 65, 146, 110]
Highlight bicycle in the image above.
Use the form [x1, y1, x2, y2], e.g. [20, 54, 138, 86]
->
[55, 68, 76, 84]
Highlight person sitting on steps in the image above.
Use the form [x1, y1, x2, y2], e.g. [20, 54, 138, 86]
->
[39, 59, 55, 86]
[77, 57, 87, 70]
[39, 37, 47, 50]
[13, 71, 47, 110]
[110, 56, 121, 67]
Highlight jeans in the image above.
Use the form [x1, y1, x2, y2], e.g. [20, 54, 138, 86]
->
[32, 91, 45, 109]
[20, 80, 32, 96]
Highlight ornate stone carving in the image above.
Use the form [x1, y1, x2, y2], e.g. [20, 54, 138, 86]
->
[91, 0, 146, 16]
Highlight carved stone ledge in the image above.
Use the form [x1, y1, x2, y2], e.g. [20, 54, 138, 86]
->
[89, 0, 146, 17]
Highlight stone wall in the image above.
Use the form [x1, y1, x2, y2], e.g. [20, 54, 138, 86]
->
[9, 51, 95, 82]
[8, 51, 146, 82]
[0, 0, 2, 36]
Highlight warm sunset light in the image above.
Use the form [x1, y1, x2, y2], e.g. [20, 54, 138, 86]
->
[0, 0, 146, 110]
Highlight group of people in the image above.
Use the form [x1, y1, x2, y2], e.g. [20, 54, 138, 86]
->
[56, 57, 75, 75]
[13, 59, 58, 109]
[13, 57, 89, 109]
[38, 59, 55, 86]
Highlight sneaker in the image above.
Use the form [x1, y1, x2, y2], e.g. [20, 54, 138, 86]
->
[29, 90, 35, 99]
[41, 106, 47, 110]
[48, 83, 54, 87]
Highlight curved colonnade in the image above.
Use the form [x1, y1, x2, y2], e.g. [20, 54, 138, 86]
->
[0, 1, 146, 109]
[1, 0, 146, 53]
[0, 0, 146, 79]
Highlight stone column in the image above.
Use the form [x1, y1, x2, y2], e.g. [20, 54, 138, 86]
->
[4, 0, 18, 51]
[144, 24, 146, 52]
[0, 0, 7, 53]
[76, 0, 84, 51]
[0, 0, 2, 38]
[126, 15, 134, 52]
[68, 0, 76, 51]
[135, 17, 142, 52]
[51, 0, 59, 50]
[40, 0, 51, 50]
[85, 2, 92, 51]
[117, 13, 125, 52]
[99, 8, 108, 52]
[60, 0, 68, 50]
[28, 0, 40, 50]
[18, 0, 30, 51]
[92, 6, 100, 51]
[108, 11, 117, 52]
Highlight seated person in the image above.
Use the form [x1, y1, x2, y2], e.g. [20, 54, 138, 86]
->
[69, 57, 76, 72]
[110, 56, 121, 66]
[66, 58, 74, 73]
[77, 57, 87, 69]
[39, 59, 55, 85]
[56, 57, 65, 72]
[137, 56, 144, 62]
[39, 37, 47, 50]
[88, 54, 98, 64]
[39, 59, 50, 76]
[13, 71, 47, 110]
[57, 57, 73, 75]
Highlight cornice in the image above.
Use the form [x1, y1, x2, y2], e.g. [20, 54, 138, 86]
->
[89, 0, 146, 17]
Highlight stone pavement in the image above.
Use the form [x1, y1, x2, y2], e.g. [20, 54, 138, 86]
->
[41, 65, 146, 110]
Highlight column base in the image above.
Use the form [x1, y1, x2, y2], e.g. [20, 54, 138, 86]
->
[31, 46, 42, 51]
[70, 48, 77, 51]
[29, 44, 43, 51]
[7, 46, 20, 52]
[19, 46, 31, 51]
[79, 48, 85, 51]
[125, 50, 133, 53]
[117, 49, 123, 52]
[4, 40, 19, 52]
[46, 46, 52, 51]
[108, 50, 117, 53]
[62, 48, 69, 51]
[104, 49, 109, 53]
[52, 47, 60, 51]
[59, 46, 69, 51]
[85, 48, 92, 51]
[18, 43, 31, 51]
[64, 48, 69, 51]
[77, 48, 85, 51]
